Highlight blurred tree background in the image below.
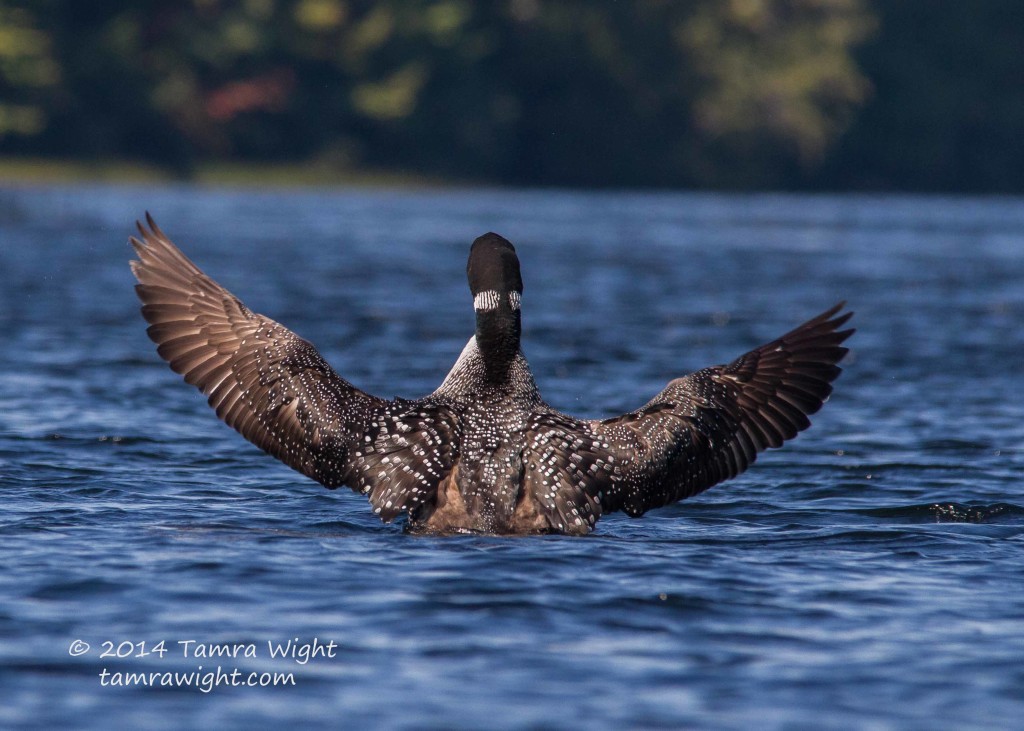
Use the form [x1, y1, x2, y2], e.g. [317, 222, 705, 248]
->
[0, 0, 1020, 191]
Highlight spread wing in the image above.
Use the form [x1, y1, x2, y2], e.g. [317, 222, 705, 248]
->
[130, 214, 458, 521]
[523, 304, 853, 531]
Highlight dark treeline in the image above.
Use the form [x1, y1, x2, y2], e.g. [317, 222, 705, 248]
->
[1, 0, 1021, 191]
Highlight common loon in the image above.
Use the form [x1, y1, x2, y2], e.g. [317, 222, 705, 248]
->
[130, 215, 853, 535]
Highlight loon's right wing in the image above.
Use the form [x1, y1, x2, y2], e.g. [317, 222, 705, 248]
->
[130, 215, 458, 521]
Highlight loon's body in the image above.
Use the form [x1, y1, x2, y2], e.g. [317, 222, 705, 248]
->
[131, 217, 853, 535]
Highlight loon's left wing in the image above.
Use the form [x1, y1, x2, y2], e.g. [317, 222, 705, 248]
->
[593, 303, 853, 517]
[130, 214, 459, 522]
[523, 304, 852, 532]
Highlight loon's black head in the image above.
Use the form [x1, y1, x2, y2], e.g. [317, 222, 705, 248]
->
[467, 232, 522, 307]
[467, 233, 522, 380]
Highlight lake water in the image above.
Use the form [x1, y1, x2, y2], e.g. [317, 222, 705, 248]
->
[1, 184, 1021, 729]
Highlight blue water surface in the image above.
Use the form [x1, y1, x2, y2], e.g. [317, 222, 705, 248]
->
[1, 185, 1022, 729]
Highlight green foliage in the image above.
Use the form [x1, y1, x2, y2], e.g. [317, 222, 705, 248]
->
[0, 4, 60, 137]
[680, 0, 873, 177]
[0, 0, 1019, 190]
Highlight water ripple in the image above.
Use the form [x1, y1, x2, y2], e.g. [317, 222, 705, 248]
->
[1, 187, 1023, 730]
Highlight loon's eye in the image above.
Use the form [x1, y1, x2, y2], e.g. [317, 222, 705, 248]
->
[473, 290, 500, 311]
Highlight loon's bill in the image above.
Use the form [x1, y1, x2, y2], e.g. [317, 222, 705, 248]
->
[131, 214, 853, 535]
